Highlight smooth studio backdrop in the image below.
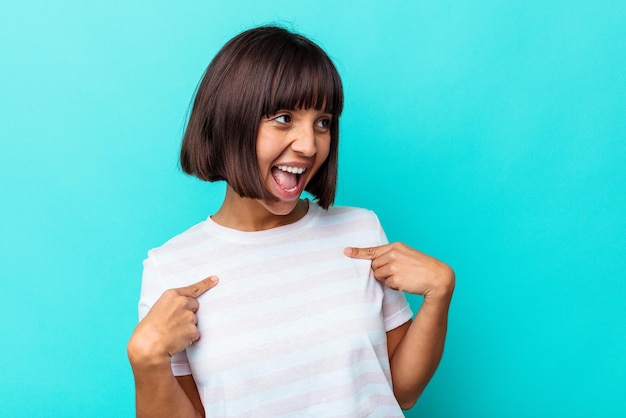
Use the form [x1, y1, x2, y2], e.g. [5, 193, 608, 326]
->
[1, 1, 624, 416]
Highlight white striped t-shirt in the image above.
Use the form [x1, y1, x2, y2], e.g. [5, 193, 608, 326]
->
[138, 202, 413, 417]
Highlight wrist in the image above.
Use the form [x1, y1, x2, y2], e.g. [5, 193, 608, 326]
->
[127, 333, 171, 371]
[424, 264, 455, 304]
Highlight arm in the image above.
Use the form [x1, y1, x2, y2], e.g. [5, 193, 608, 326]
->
[128, 354, 202, 418]
[386, 289, 452, 409]
[177, 375, 206, 416]
[127, 277, 219, 418]
[345, 243, 455, 409]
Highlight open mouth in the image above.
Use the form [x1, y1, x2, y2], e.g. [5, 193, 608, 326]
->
[271, 165, 306, 192]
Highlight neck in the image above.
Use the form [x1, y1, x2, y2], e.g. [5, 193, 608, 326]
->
[211, 186, 309, 231]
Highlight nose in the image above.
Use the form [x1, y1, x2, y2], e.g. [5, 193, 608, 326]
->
[290, 125, 317, 157]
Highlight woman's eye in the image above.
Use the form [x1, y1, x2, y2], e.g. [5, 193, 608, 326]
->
[274, 114, 291, 124]
[317, 118, 331, 129]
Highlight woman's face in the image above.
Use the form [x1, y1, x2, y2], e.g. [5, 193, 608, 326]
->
[255, 107, 332, 216]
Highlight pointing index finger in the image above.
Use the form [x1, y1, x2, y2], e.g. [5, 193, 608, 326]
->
[177, 276, 219, 298]
[344, 246, 380, 260]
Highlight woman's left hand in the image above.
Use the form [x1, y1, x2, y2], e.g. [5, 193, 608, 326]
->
[344, 243, 455, 302]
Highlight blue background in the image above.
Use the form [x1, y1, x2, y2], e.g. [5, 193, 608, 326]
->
[1, 1, 624, 416]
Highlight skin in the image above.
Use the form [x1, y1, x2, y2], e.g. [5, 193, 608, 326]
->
[128, 107, 454, 415]
[212, 107, 332, 230]
[127, 277, 218, 418]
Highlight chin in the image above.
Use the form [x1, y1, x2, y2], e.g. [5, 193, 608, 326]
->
[257, 198, 301, 217]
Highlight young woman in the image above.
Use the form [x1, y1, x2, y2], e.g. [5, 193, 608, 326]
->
[128, 25, 454, 417]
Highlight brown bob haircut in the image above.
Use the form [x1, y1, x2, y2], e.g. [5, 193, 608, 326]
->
[180, 26, 344, 209]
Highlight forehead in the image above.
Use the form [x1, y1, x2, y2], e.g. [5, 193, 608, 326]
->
[260, 46, 342, 117]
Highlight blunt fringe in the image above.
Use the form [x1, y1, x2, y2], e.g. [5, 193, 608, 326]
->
[180, 25, 344, 209]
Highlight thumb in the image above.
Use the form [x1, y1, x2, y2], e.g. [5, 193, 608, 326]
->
[177, 276, 219, 298]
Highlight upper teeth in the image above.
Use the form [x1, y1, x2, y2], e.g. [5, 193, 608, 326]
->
[277, 165, 305, 174]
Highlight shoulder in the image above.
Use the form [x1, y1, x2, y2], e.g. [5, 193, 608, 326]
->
[146, 219, 209, 262]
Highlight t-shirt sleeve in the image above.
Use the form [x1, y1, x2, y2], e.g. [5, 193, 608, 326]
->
[138, 252, 192, 376]
[375, 215, 414, 331]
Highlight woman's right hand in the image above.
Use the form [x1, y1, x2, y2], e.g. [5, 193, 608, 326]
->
[128, 276, 219, 367]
